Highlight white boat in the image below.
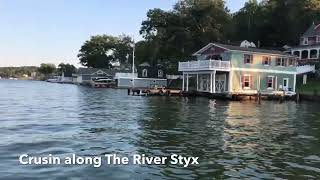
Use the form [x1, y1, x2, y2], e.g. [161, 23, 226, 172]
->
[91, 78, 115, 88]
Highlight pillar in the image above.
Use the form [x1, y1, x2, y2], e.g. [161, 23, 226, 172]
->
[186, 74, 189, 91]
[299, 50, 302, 59]
[210, 73, 213, 93]
[308, 49, 311, 59]
[293, 73, 296, 92]
[182, 73, 185, 91]
[196, 74, 199, 91]
[213, 71, 216, 93]
[229, 71, 232, 93]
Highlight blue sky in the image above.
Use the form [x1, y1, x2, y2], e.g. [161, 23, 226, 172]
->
[0, 0, 247, 67]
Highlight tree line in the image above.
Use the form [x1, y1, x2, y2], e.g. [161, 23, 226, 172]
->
[0, 63, 76, 79]
[77, 0, 320, 73]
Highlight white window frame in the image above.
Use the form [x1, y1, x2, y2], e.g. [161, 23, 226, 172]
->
[303, 38, 308, 45]
[262, 56, 271, 66]
[276, 57, 286, 66]
[243, 75, 251, 89]
[142, 69, 148, 77]
[158, 70, 163, 78]
[267, 76, 274, 90]
[244, 54, 253, 64]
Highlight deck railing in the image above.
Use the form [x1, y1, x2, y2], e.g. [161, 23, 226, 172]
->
[296, 65, 315, 74]
[178, 59, 231, 71]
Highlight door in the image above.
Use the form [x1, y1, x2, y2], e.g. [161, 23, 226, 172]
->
[283, 78, 289, 91]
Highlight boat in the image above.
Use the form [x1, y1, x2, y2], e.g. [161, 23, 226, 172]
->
[91, 78, 115, 88]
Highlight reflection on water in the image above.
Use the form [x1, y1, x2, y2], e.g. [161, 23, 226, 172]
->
[0, 80, 320, 179]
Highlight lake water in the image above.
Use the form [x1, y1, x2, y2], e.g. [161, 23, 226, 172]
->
[0, 80, 320, 179]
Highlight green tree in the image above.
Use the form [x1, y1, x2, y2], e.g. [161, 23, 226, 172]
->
[139, 0, 231, 72]
[78, 34, 133, 68]
[57, 63, 76, 75]
[38, 63, 56, 77]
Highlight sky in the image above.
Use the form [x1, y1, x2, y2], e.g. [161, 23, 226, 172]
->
[0, 0, 247, 67]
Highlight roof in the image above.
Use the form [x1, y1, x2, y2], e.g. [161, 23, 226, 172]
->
[76, 68, 130, 75]
[193, 43, 293, 57]
[139, 62, 151, 67]
[302, 23, 320, 37]
[289, 43, 320, 50]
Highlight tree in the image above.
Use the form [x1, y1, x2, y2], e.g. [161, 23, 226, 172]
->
[78, 34, 133, 68]
[38, 63, 56, 76]
[139, 0, 232, 72]
[57, 63, 76, 75]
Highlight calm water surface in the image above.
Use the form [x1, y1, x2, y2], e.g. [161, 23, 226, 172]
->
[0, 80, 320, 179]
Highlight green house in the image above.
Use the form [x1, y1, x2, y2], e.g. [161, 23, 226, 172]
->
[178, 43, 315, 95]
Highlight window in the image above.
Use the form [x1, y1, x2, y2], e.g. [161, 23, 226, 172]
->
[303, 38, 308, 45]
[262, 56, 271, 65]
[288, 58, 295, 66]
[244, 54, 253, 64]
[293, 51, 300, 58]
[142, 69, 148, 77]
[276, 58, 286, 66]
[317, 36, 320, 43]
[310, 49, 317, 58]
[158, 70, 163, 78]
[267, 76, 274, 89]
[242, 75, 252, 89]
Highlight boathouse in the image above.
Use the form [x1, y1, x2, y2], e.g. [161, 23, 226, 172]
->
[178, 43, 315, 95]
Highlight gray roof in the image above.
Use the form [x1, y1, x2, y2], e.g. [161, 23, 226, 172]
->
[302, 23, 320, 37]
[76, 68, 130, 75]
[139, 62, 151, 67]
[194, 43, 293, 57]
[289, 43, 320, 50]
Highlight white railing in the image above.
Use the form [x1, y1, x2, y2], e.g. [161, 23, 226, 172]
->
[178, 59, 231, 71]
[296, 65, 316, 74]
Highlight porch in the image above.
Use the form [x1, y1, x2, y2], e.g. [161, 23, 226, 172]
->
[182, 71, 230, 94]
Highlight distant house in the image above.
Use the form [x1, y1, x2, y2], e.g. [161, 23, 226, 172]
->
[116, 62, 167, 88]
[72, 68, 125, 85]
[179, 42, 315, 95]
[288, 22, 320, 64]
[137, 62, 166, 79]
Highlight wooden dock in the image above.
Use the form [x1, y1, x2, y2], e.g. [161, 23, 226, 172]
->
[127, 88, 300, 103]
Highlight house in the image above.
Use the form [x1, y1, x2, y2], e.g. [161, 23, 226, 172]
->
[72, 68, 125, 85]
[288, 22, 320, 64]
[178, 43, 315, 95]
[115, 62, 167, 88]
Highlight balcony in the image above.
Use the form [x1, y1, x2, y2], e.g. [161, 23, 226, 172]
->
[178, 60, 231, 72]
[296, 65, 316, 74]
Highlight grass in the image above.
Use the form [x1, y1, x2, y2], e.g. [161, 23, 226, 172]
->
[297, 78, 320, 95]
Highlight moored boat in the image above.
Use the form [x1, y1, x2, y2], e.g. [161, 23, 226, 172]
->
[91, 78, 115, 88]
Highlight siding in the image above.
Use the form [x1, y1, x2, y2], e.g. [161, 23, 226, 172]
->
[230, 52, 296, 72]
[231, 71, 295, 92]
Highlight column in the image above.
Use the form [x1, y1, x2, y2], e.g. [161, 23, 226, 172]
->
[299, 50, 302, 59]
[308, 49, 311, 59]
[186, 74, 189, 91]
[182, 73, 185, 91]
[196, 74, 199, 91]
[213, 71, 216, 93]
[293, 73, 296, 92]
[229, 71, 233, 93]
[210, 73, 213, 93]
